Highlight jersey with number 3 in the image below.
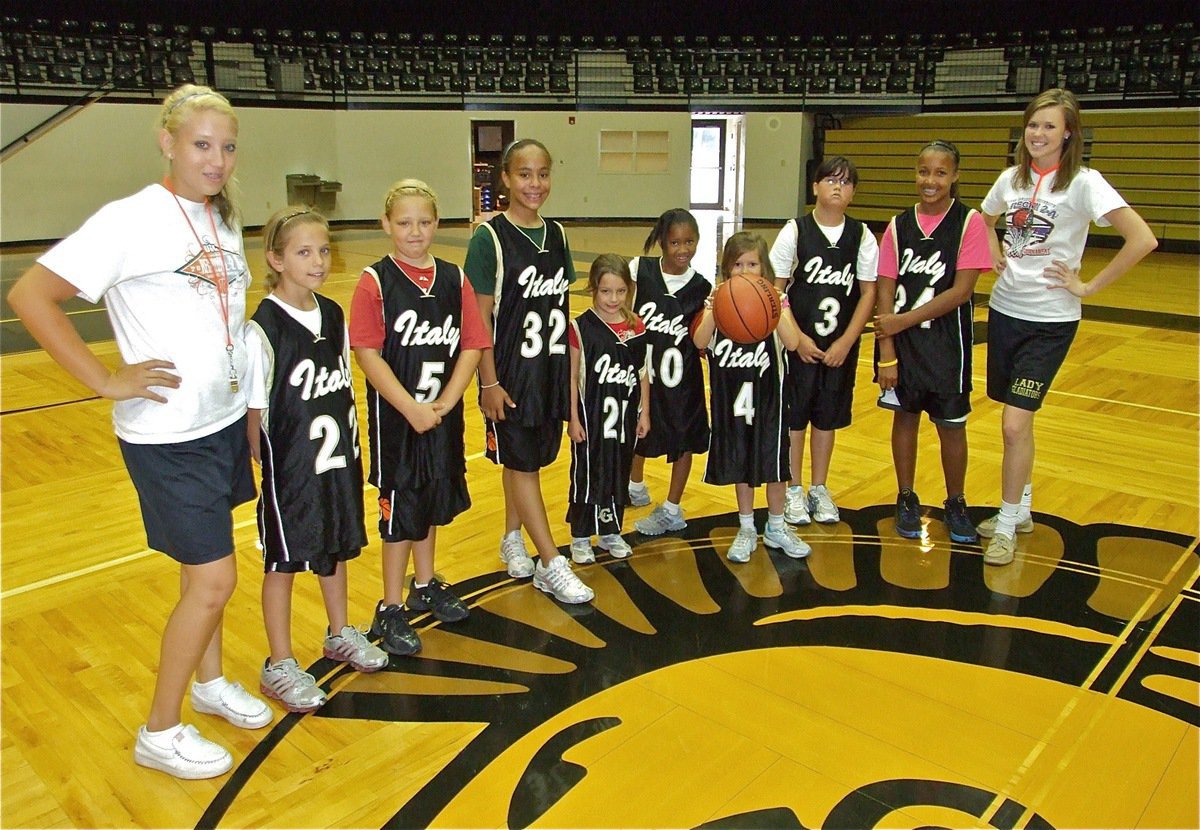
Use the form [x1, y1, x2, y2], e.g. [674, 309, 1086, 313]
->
[251, 294, 366, 563]
[484, 214, 571, 425]
[785, 214, 866, 349]
[364, 255, 466, 490]
[633, 257, 710, 458]
[704, 330, 789, 486]
[886, 200, 974, 393]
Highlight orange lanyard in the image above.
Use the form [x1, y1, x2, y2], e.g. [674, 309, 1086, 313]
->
[1029, 161, 1060, 210]
[164, 178, 239, 393]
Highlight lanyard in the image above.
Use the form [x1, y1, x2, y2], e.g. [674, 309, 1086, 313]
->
[165, 178, 240, 393]
[1029, 161, 1060, 210]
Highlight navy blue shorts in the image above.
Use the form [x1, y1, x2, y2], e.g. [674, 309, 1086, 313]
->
[119, 417, 256, 565]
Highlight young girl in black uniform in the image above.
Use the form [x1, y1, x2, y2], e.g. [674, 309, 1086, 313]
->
[874, 141, 993, 543]
[245, 207, 387, 713]
[464, 140, 594, 604]
[567, 255, 651, 563]
[626, 209, 711, 536]
[351, 180, 488, 652]
[694, 232, 810, 563]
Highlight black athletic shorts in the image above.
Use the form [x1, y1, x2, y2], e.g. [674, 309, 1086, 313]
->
[877, 387, 970, 428]
[986, 308, 1079, 412]
[378, 476, 470, 543]
[118, 416, 256, 565]
[485, 418, 563, 472]
[787, 362, 855, 432]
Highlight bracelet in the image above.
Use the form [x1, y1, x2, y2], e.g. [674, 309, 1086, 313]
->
[480, 381, 500, 389]
[780, 295, 790, 309]
[877, 359, 898, 368]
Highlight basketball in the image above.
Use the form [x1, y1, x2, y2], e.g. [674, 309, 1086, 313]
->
[711, 274, 782, 344]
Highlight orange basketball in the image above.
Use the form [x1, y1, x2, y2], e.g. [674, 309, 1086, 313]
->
[712, 274, 782, 344]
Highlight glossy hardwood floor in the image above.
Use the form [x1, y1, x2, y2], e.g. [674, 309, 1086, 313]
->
[1, 219, 1197, 829]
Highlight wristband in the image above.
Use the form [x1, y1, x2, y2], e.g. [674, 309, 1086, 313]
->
[481, 381, 500, 389]
[877, 359, 898, 368]
[780, 295, 790, 309]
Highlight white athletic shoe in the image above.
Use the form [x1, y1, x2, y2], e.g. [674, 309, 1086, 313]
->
[190, 680, 272, 729]
[533, 555, 595, 604]
[635, 504, 687, 535]
[976, 513, 1034, 539]
[598, 533, 633, 559]
[983, 533, 1017, 566]
[726, 527, 759, 563]
[570, 538, 596, 564]
[763, 523, 812, 558]
[807, 484, 840, 524]
[784, 487, 811, 525]
[628, 482, 651, 507]
[134, 724, 233, 780]
[500, 532, 535, 578]
[260, 657, 327, 713]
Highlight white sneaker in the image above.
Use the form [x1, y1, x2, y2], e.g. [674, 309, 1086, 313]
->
[260, 657, 327, 713]
[784, 487, 811, 525]
[533, 555, 595, 604]
[976, 513, 1034, 538]
[763, 523, 812, 558]
[726, 527, 758, 563]
[628, 482, 651, 507]
[134, 724, 232, 779]
[598, 533, 633, 559]
[190, 680, 272, 729]
[324, 625, 389, 672]
[570, 538, 596, 564]
[500, 532, 535, 578]
[807, 484, 840, 524]
[635, 504, 687, 535]
[983, 533, 1017, 566]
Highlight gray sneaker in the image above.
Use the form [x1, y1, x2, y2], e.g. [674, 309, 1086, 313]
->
[635, 504, 687, 535]
[260, 657, 327, 713]
[598, 533, 633, 559]
[726, 527, 758, 563]
[807, 484, 840, 524]
[784, 487, 811, 525]
[324, 625, 389, 672]
[628, 483, 651, 507]
[533, 555, 595, 603]
[500, 532, 535, 578]
[570, 538, 596, 564]
[764, 523, 812, 558]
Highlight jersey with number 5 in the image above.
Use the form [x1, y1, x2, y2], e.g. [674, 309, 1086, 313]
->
[484, 214, 571, 425]
[250, 294, 367, 564]
[885, 200, 974, 394]
[365, 255, 467, 489]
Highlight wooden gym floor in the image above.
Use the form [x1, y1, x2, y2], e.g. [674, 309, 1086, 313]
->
[1, 219, 1197, 829]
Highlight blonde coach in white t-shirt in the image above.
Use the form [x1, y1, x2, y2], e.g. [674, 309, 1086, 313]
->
[8, 85, 272, 780]
[977, 88, 1158, 566]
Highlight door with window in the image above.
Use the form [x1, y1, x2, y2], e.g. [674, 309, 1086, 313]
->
[690, 119, 726, 210]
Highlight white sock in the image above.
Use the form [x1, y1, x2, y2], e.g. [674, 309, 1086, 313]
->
[1021, 484, 1033, 515]
[413, 581, 428, 589]
[787, 484, 803, 495]
[995, 501, 1021, 538]
[629, 480, 647, 491]
[144, 723, 184, 742]
[663, 500, 681, 515]
[193, 676, 228, 696]
[766, 513, 785, 531]
[738, 512, 756, 530]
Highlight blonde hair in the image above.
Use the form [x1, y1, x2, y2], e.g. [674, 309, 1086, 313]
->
[159, 84, 241, 227]
[1014, 88, 1083, 192]
[588, 253, 638, 327]
[261, 206, 329, 292]
[720, 232, 775, 283]
[383, 178, 439, 219]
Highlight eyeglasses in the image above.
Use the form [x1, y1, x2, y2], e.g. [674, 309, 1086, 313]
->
[821, 177, 854, 187]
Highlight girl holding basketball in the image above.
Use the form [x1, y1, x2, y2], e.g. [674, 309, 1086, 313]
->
[694, 232, 808, 563]
[244, 207, 387, 715]
[977, 89, 1156, 566]
[770, 156, 879, 528]
[874, 140, 993, 545]
[8, 84, 270, 779]
[465, 139, 594, 604]
[626, 208, 712, 536]
[566, 254, 651, 563]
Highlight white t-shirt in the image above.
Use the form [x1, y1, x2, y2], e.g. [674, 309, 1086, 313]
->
[38, 183, 250, 443]
[628, 256, 713, 292]
[982, 166, 1128, 322]
[243, 294, 352, 411]
[768, 217, 879, 284]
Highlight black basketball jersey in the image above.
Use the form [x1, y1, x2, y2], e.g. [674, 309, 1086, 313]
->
[250, 294, 366, 565]
[632, 257, 710, 459]
[483, 214, 571, 425]
[569, 309, 647, 506]
[364, 255, 467, 490]
[885, 200, 974, 393]
[785, 214, 866, 350]
[703, 329, 790, 487]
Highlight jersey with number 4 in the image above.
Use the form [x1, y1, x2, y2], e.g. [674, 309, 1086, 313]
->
[704, 330, 789, 486]
[364, 255, 466, 490]
[886, 200, 974, 393]
[484, 214, 571, 426]
[569, 309, 647, 506]
[250, 294, 366, 563]
[633, 257, 710, 459]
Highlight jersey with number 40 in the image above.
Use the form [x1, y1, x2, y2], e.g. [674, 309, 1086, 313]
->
[364, 255, 466, 490]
